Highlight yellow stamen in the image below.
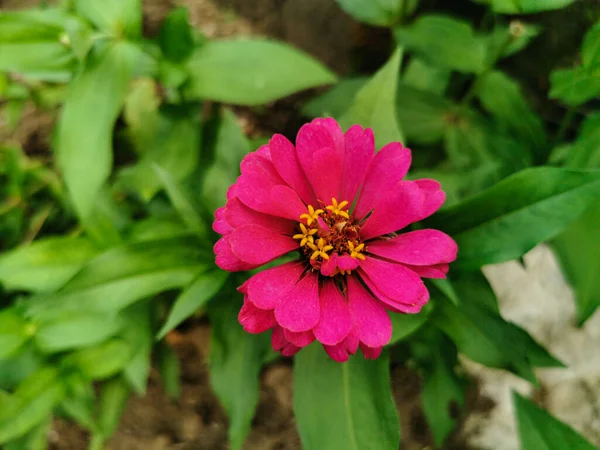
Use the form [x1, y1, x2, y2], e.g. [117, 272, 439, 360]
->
[310, 237, 334, 260]
[348, 240, 366, 260]
[300, 204, 324, 225]
[293, 223, 318, 247]
[326, 197, 350, 219]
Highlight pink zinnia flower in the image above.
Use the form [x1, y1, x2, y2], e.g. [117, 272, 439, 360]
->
[213, 118, 457, 362]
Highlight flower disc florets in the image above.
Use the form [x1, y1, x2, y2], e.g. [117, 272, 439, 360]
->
[213, 118, 458, 362]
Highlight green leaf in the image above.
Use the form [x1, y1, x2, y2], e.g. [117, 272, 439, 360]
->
[340, 48, 404, 146]
[157, 271, 228, 340]
[552, 204, 600, 324]
[477, 71, 546, 162]
[294, 345, 400, 450]
[209, 296, 271, 450]
[434, 300, 563, 383]
[301, 77, 368, 119]
[0, 9, 68, 42]
[389, 302, 432, 344]
[334, 0, 405, 27]
[549, 67, 600, 106]
[0, 236, 97, 293]
[582, 22, 600, 71]
[394, 16, 486, 73]
[34, 311, 123, 353]
[3, 418, 51, 450]
[514, 392, 598, 450]
[403, 58, 450, 95]
[68, 340, 131, 381]
[57, 41, 136, 220]
[25, 237, 207, 316]
[0, 309, 29, 360]
[0, 367, 65, 444]
[485, 22, 541, 62]
[96, 376, 130, 440]
[473, 0, 577, 14]
[452, 270, 499, 313]
[121, 303, 152, 394]
[158, 7, 194, 63]
[565, 113, 600, 169]
[75, 0, 141, 39]
[157, 342, 181, 399]
[59, 373, 97, 431]
[186, 39, 337, 105]
[396, 83, 451, 145]
[422, 347, 464, 446]
[428, 168, 600, 269]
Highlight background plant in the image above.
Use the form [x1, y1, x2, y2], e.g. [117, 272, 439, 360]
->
[0, 0, 599, 449]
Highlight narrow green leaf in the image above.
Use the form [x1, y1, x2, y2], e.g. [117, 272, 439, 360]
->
[0, 236, 97, 293]
[428, 168, 600, 269]
[565, 113, 600, 169]
[451, 270, 499, 313]
[0, 42, 74, 82]
[394, 15, 486, 73]
[340, 48, 404, 146]
[97, 376, 130, 439]
[209, 297, 271, 450]
[294, 345, 400, 450]
[157, 271, 228, 340]
[582, 22, 600, 70]
[68, 340, 131, 381]
[186, 39, 337, 105]
[389, 302, 432, 344]
[549, 67, 600, 106]
[57, 41, 135, 220]
[473, 0, 577, 14]
[157, 342, 181, 399]
[59, 374, 97, 431]
[158, 7, 194, 63]
[0, 309, 29, 360]
[74, 0, 141, 39]
[35, 311, 123, 353]
[514, 392, 598, 450]
[301, 77, 368, 119]
[334, 0, 405, 27]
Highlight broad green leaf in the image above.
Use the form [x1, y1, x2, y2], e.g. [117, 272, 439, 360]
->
[443, 112, 494, 169]
[34, 311, 123, 353]
[123, 78, 160, 155]
[127, 216, 190, 243]
[552, 204, 600, 324]
[294, 344, 400, 450]
[0, 310, 29, 360]
[582, 22, 600, 70]
[434, 300, 563, 383]
[59, 373, 97, 431]
[201, 108, 250, 211]
[75, 0, 141, 39]
[427, 168, 600, 269]
[0, 347, 41, 391]
[301, 77, 368, 119]
[389, 302, 432, 344]
[565, 113, 600, 169]
[68, 340, 131, 380]
[394, 16, 486, 73]
[57, 41, 136, 220]
[340, 48, 404, 146]
[422, 347, 464, 446]
[0, 367, 65, 444]
[403, 58, 450, 95]
[157, 342, 181, 399]
[96, 377, 130, 441]
[3, 418, 50, 450]
[158, 7, 194, 63]
[0, 9, 69, 42]
[186, 39, 337, 105]
[549, 67, 600, 106]
[334, 0, 405, 27]
[157, 271, 228, 340]
[485, 22, 541, 62]
[477, 71, 546, 162]
[209, 297, 271, 450]
[514, 392, 598, 450]
[24, 237, 207, 317]
[473, 0, 577, 14]
[396, 83, 451, 145]
[452, 270, 499, 313]
[0, 236, 97, 293]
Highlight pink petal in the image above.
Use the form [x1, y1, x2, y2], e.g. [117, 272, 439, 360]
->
[228, 224, 298, 266]
[313, 280, 353, 346]
[275, 272, 320, 332]
[365, 277, 428, 314]
[354, 142, 412, 219]
[320, 252, 339, 277]
[367, 229, 458, 266]
[225, 197, 294, 235]
[323, 330, 359, 362]
[306, 146, 343, 203]
[269, 134, 316, 205]
[270, 185, 307, 221]
[213, 207, 233, 235]
[283, 329, 315, 347]
[337, 255, 360, 272]
[296, 118, 345, 167]
[360, 181, 424, 240]
[360, 343, 382, 360]
[406, 263, 449, 279]
[340, 125, 374, 203]
[239, 299, 277, 333]
[214, 237, 255, 271]
[359, 257, 428, 308]
[246, 261, 305, 310]
[414, 179, 446, 221]
[347, 276, 392, 348]
[272, 326, 301, 357]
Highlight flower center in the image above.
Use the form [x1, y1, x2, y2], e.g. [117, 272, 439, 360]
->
[293, 197, 365, 276]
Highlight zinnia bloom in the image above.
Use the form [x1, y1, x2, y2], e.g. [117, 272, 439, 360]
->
[213, 118, 457, 362]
